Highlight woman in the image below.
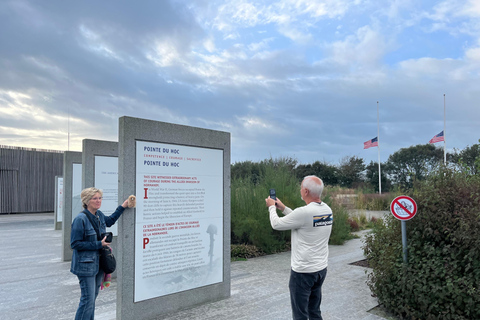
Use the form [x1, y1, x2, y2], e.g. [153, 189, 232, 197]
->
[70, 187, 130, 320]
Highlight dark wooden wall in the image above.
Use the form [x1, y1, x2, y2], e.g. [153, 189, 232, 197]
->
[0, 146, 63, 213]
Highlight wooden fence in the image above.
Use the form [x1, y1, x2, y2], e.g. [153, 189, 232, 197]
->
[0, 146, 63, 213]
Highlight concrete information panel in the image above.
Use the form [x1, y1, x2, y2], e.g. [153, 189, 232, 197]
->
[54, 176, 63, 230]
[82, 139, 118, 190]
[117, 116, 231, 320]
[82, 139, 120, 267]
[94, 155, 119, 235]
[72, 164, 82, 216]
[61, 151, 82, 261]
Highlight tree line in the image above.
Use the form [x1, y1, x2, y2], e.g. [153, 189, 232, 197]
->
[232, 141, 480, 192]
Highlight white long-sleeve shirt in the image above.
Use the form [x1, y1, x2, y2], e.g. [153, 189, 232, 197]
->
[269, 202, 333, 273]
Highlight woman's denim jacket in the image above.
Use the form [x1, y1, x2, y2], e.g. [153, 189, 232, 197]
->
[70, 206, 125, 276]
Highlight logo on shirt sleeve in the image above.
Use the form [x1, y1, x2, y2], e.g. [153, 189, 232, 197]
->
[313, 214, 333, 227]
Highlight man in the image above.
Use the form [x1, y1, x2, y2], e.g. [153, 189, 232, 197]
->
[265, 175, 332, 320]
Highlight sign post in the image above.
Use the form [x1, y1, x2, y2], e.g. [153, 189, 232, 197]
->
[390, 195, 417, 264]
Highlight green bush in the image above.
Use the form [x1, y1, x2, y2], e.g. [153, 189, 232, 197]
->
[363, 167, 480, 319]
[231, 157, 354, 253]
[231, 158, 297, 254]
[323, 190, 355, 244]
[231, 244, 265, 260]
[347, 218, 360, 232]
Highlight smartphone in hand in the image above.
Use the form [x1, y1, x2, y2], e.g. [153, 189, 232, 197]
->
[269, 188, 276, 200]
[101, 232, 113, 243]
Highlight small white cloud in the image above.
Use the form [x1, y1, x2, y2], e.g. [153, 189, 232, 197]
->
[247, 38, 274, 52]
[147, 40, 182, 67]
[78, 24, 122, 61]
[0, 90, 44, 121]
[204, 37, 216, 53]
[238, 116, 271, 129]
[224, 32, 239, 40]
[214, 0, 265, 31]
[280, 0, 351, 19]
[279, 25, 313, 44]
[465, 0, 480, 16]
[79, 24, 99, 41]
[465, 47, 480, 61]
[326, 25, 387, 69]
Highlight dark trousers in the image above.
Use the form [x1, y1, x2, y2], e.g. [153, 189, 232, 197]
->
[289, 268, 327, 320]
[75, 270, 104, 320]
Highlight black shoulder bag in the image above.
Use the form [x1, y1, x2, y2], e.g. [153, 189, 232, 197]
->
[83, 211, 116, 274]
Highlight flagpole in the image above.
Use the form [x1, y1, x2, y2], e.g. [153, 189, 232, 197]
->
[377, 101, 381, 194]
[443, 94, 446, 164]
[68, 107, 70, 151]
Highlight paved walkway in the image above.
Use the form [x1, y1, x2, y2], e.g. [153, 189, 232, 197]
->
[0, 212, 386, 320]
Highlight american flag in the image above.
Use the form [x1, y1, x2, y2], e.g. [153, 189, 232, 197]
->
[364, 137, 378, 149]
[429, 131, 444, 144]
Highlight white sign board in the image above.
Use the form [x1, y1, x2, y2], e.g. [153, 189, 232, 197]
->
[134, 141, 224, 302]
[56, 177, 63, 222]
[72, 163, 83, 216]
[94, 156, 119, 235]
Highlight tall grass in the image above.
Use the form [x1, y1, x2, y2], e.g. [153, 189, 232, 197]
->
[231, 158, 353, 253]
[323, 188, 354, 245]
[231, 160, 298, 254]
[354, 190, 401, 210]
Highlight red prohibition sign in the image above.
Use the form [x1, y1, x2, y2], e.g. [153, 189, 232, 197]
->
[390, 196, 417, 221]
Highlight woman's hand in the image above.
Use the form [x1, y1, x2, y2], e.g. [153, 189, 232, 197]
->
[121, 199, 129, 208]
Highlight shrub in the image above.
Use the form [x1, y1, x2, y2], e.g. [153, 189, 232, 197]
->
[231, 158, 297, 254]
[324, 189, 355, 245]
[231, 244, 264, 260]
[359, 213, 368, 225]
[346, 212, 380, 232]
[231, 158, 354, 253]
[347, 218, 360, 232]
[363, 167, 480, 319]
[367, 216, 381, 229]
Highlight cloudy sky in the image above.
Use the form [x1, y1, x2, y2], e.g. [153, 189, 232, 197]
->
[1, 0, 479, 165]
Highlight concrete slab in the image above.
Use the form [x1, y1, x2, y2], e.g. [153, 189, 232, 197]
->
[0, 213, 385, 320]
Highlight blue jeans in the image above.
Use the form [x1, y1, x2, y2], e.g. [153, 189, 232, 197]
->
[289, 268, 327, 320]
[75, 270, 104, 320]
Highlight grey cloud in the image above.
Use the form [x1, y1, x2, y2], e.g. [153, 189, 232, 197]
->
[0, 0, 479, 165]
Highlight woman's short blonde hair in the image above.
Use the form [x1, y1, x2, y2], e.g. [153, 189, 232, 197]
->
[81, 187, 103, 209]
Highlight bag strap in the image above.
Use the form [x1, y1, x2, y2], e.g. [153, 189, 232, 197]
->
[83, 211, 101, 241]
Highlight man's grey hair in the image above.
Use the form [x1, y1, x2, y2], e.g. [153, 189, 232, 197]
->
[302, 175, 324, 198]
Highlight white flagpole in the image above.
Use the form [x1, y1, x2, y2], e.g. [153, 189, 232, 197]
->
[443, 94, 446, 164]
[68, 107, 70, 151]
[377, 101, 382, 194]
